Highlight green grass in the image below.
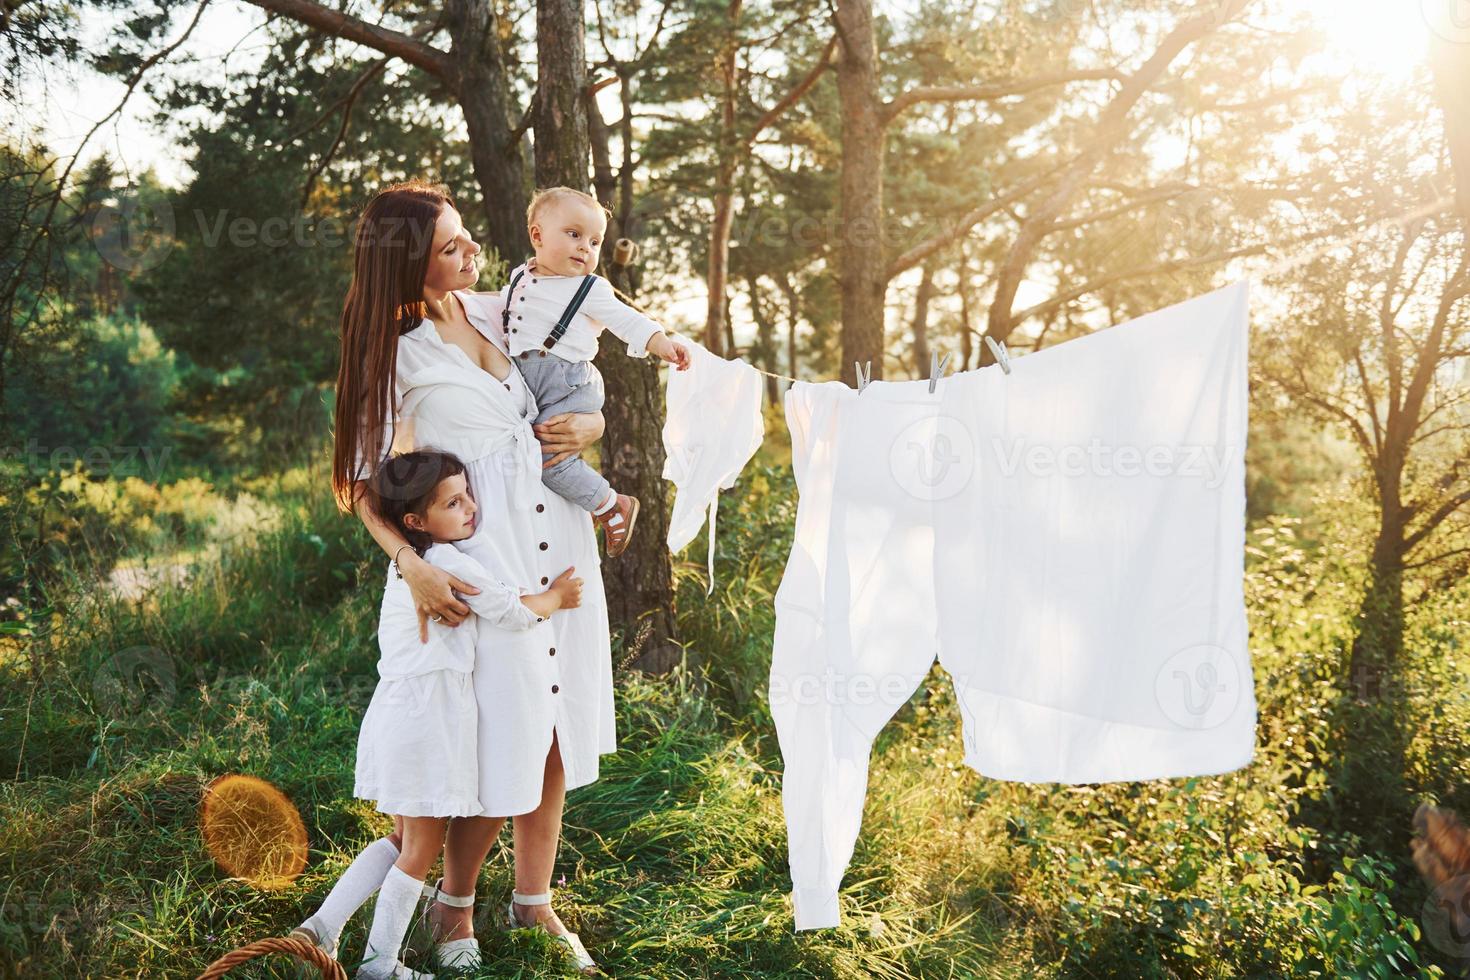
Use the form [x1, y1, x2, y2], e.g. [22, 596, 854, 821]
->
[0, 461, 1465, 977]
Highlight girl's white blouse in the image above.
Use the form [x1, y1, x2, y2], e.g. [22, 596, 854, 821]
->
[356, 290, 617, 816]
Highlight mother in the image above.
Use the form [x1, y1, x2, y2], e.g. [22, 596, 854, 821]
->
[331, 180, 611, 973]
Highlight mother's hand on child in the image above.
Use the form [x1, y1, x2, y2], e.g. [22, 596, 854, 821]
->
[398, 552, 478, 643]
[534, 410, 605, 468]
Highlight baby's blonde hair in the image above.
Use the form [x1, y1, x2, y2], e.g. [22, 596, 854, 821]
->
[526, 186, 610, 230]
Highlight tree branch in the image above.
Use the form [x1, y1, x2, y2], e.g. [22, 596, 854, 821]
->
[299, 57, 388, 209]
[1009, 240, 1270, 323]
[885, 163, 1063, 279]
[1404, 487, 1470, 550]
[742, 35, 837, 147]
[1403, 545, 1470, 570]
[241, 0, 452, 79]
[1282, 365, 1378, 462]
[286, 55, 388, 145]
[1045, 181, 1206, 235]
[984, 0, 1255, 343]
[881, 67, 1125, 127]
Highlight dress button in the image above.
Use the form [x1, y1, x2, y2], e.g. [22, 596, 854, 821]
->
[540, 576, 549, 585]
[539, 541, 548, 550]
[551, 684, 559, 693]
[511, 327, 518, 333]
[538, 351, 546, 357]
[536, 503, 545, 513]
[549, 647, 556, 656]
[518, 315, 524, 320]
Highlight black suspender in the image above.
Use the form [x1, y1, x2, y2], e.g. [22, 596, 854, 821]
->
[503, 267, 597, 352]
[544, 274, 597, 351]
[501, 268, 527, 330]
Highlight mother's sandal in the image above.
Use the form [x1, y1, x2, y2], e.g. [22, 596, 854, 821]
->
[506, 889, 601, 975]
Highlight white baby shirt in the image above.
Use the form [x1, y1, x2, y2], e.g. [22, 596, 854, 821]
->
[500, 260, 664, 362]
[376, 542, 542, 681]
[770, 280, 1255, 930]
[661, 337, 766, 591]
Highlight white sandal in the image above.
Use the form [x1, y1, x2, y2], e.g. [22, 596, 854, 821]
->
[420, 877, 481, 973]
[506, 889, 601, 974]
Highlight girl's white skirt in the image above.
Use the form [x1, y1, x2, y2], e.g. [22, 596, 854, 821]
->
[353, 669, 482, 817]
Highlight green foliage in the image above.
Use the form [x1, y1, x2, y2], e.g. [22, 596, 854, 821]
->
[4, 308, 179, 453]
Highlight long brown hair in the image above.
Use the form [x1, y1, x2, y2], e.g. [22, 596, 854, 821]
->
[331, 180, 453, 513]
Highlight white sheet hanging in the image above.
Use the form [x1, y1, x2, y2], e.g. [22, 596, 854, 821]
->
[661, 336, 765, 593]
[770, 280, 1255, 930]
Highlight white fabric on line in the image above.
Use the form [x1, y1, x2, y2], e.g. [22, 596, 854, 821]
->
[770, 280, 1255, 930]
[661, 336, 765, 593]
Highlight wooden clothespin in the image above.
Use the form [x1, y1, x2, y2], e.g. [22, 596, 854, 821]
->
[984, 336, 1012, 375]
[928, 352, 951, 394]
[854, 361, 873, 393]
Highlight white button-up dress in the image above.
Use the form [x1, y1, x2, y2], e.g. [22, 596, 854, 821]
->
[355, 289, 617, 817]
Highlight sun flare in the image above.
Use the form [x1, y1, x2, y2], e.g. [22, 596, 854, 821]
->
[1306, 0, 1437, 78]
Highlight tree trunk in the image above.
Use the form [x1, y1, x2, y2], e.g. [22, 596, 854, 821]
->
[583, 77, 681, 673]
[1348, 504, 1407, 697]
[747, 275, 781, 404]
[833, 0, 886, 382]
[445, 0, 531, 263]
[704, 0, 743, 357]
[910, 263, 933, 377]
[534, 0, 591, 190]
[776, 270, 800, 381]
[1429, 31, 1470, 228]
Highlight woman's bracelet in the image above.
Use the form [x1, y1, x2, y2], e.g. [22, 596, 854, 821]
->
[392, 544, 414, 578]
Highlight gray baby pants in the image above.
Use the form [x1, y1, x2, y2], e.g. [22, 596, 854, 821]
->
[514, 350, 614, 513]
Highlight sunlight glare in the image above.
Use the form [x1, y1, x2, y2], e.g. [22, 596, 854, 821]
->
[1304, 0, 1434, 78]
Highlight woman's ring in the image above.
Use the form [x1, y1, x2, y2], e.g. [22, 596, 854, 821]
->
[431, 614, 444, 622]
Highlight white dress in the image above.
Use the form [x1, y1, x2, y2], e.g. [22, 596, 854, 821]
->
[354, 290, 617, 817]
[353, 543, 546, 817]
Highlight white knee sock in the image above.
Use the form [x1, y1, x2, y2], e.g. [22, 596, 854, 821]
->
[359, 863, 423, 978]
[301, 836, 400, 951]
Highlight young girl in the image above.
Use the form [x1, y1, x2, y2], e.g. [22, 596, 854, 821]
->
[294, 450, 581, 978]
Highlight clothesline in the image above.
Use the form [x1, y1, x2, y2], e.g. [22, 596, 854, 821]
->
[702, 193, 1459, 388]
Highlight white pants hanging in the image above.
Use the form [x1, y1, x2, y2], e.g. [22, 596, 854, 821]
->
[770, 281, 1255, 930]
